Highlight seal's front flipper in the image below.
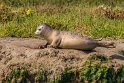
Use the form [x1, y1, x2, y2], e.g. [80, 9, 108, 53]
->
[47, 37, 61, 48]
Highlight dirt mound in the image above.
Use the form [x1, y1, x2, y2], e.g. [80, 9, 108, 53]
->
[0, 37, 124, 82]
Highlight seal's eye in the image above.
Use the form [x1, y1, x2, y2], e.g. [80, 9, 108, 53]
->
[38, 29, 41, 31]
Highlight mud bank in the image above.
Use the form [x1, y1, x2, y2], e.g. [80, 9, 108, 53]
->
[0, 38, 124, 83]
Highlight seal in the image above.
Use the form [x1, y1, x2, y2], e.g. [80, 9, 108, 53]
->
[35, 23, 114, 50]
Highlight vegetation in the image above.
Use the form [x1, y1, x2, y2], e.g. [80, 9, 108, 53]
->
[5, 68, 29, 83]
[4, 55, 124, 83]
[0, 0, 124, 38]
[88, 54, 108, 62]
[80, 54, 124, 83]
[57, 68, 79, 83]
[4, 63, 47, 83]
[80, 64, 124, 83]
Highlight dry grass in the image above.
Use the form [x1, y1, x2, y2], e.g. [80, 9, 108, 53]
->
[92, 5, 124, 19]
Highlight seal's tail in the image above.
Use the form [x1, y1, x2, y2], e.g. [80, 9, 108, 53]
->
[97, 41, 115, 48]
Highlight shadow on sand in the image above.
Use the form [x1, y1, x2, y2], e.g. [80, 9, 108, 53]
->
[110, 54, 124, 60]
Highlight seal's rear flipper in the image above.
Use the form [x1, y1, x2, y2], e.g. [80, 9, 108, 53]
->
[97, 41, 115, 48]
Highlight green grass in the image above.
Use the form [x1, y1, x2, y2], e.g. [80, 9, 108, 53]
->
[79, 54, 124, 83]
[0, 0, 124, 38]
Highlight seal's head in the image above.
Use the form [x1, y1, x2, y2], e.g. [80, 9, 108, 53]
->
[35, 23, 52, 35]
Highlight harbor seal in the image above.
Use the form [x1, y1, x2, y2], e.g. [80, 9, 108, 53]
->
[35, 23, 114, 50]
